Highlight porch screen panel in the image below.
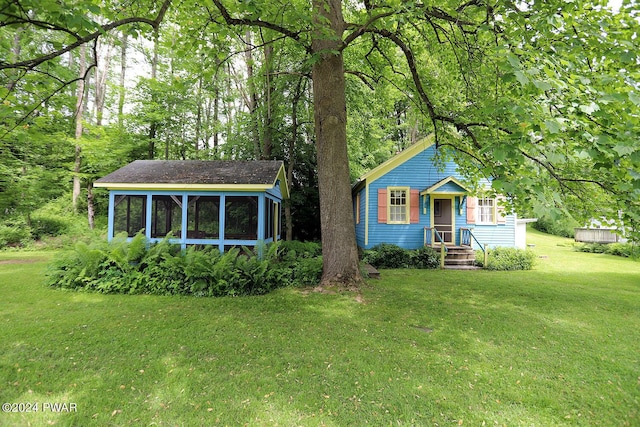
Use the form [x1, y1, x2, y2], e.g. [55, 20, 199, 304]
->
[151, 195, 183, 238]
[264, 198, 274, 240]
[187, 196, 220, 239]
[113, 195, 146, 237]
[225, 196, 258, 240]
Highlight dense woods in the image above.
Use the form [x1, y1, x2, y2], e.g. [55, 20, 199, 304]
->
[1, 0, 639, 285]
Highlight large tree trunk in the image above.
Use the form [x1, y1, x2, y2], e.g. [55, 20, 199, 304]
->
[311, 0, 362, 287]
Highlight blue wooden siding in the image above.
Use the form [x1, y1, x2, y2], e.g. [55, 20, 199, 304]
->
[466, 214, 517, 249]
[356, 144, 517, 250]
[108, 189, 282, 251]
[354, 188, 366, 246]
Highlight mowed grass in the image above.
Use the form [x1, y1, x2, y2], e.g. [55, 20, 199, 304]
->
[0, 230, 639, 426]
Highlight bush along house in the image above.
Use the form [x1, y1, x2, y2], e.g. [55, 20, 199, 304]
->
[352, 135, 532, 266]
[93, 160, 288, 251]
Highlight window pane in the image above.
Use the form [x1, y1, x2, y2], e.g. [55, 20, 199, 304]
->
[187, 196, 219, 239]
[225, 196, 258, 240]
[114, 195, 146, 237]
[151, 195, 182, 238]
[478, 198, 495, 223]
[389, 189, 407, 222]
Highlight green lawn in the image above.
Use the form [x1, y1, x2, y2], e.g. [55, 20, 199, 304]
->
[1, 231, 639, 426]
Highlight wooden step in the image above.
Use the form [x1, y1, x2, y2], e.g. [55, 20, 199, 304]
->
[362, 263, 380, 279]
[442, 245, 477, 268]
[444, 264, 482, 270]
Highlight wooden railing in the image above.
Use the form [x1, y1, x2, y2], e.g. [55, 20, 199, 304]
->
[424, 227, 448, 269]
[460, 227, 488, 267]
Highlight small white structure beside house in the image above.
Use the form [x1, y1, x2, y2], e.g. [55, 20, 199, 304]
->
[516, 218, 538, 249]
[575, 217, 628, 244]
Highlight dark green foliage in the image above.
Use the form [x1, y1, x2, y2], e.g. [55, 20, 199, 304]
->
[0, 220, 32, 248]
[410, 246, 441, 269]
[30, 215, 69, 239]
[363, 244, 411, 268]
[363, 244, 439, 269]
[277, 240, 321, 259]
[290, 256, 323, 287]
[47, 234, 324, 296]
[573, 242, 638, 258]
[477, 247, 537, 271]
[28, 196, 75, 239]
[532, 215, 579, 238]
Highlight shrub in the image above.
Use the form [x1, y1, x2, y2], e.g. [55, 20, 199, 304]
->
[482, 247, 537, 271]
[30, 214, 70, 239]
[410, 246, 440, 269]
[278, 240, 321, 259]
[363, 243, 412, 269]
[290, 256, 323, 287]
[532, 215, 579, 238]
[363, 244, 440, 269]
[573, 242, 637, 258]
[47, 235, 325, 296]
[606, 243, 634, 258]
[0, 221, 32, 248]
[573, 243, 607, 254]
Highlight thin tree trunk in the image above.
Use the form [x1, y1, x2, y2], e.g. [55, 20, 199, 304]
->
[213, 86, 220, 157]
[118, 32, 128, 129]
[149, 27, 159, 159]
[285, 76, 305, 241]
[244, 30, 261, 159]
[87, 183, 95, 229]
[261, 42, 274, 159]
[95, 40, 113, 126]
[195, 74, 203, 158]
[311, 0, 362, 286]
[6, 28, 23, 91]
[73, 44, 86, 213]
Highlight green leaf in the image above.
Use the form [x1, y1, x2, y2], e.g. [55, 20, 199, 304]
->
[544, 119, 561, 134]
[514, 71, 529, 86]
[613, 142, 636, 156]
[629, 91, 640, 106]
[533, 80, 552, 91]
[579, 102, 600, 114]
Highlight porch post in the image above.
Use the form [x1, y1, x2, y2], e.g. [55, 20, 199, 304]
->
[218, 194, 225, 253]
[145, 194, 152, 240]
[257, 193, 265, 258]
[181, 193, 188, 250]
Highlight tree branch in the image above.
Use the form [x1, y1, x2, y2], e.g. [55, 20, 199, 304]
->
[343, 9, 396, 47]
[0, 0, 171, 71]
[209, 0, 310, 53]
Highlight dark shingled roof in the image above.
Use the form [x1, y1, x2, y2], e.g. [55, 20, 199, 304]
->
[94, 160, 285, 186]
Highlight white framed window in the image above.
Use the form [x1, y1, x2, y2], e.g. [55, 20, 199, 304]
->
[477, 197, 495, 224]
[388, 187, 409, 224]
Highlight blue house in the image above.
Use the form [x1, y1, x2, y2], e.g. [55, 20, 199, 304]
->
[94, 160, 288, 251]
[352, 136, 527, 251]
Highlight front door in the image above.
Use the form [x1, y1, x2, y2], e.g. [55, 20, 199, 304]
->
[434, 198, 453, 244]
